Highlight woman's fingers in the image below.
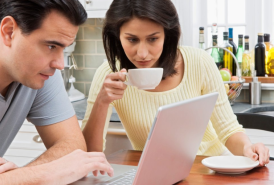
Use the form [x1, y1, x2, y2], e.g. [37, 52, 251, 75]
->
[256, 144, 269, 166]
[107, 71, 127, 82]
[105, 79, 127, 90]
[245, 143, 270, 166]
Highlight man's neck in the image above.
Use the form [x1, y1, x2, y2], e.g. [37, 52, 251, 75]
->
[0, 62, 13, 97]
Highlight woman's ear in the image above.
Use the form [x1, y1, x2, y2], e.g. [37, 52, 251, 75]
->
[0, 16, 17, 47]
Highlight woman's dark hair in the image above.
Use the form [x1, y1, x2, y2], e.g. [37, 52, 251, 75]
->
[0, 0, 87, 35]
[103, 0, 181, 79]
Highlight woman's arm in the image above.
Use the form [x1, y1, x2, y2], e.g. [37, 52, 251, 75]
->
[200, 49, 269, 165]
[82, 68, 127, 152]
[82, 98, 111, 152]
[225, 132, 269, 166]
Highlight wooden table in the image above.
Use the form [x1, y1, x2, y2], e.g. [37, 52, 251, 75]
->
[107, 150, 274, 185]
[242, 76, 274, 83]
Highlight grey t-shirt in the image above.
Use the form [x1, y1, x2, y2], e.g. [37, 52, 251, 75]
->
[0, 70, 75, 157]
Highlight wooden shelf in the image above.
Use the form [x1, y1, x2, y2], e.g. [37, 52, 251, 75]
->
[242, 77, 274, 83]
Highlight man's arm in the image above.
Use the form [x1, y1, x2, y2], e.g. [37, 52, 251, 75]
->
[0, 150, 114, 185]
[0, 163, 49, 185]
[27, 115, 87, 167]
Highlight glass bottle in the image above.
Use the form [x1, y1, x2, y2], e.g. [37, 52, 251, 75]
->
[236, 35, 244, 73]
[229, 28, 237, 76]
[211, 23, 218, 36]
[264, 34, 274, 75]
[220, 32, 233, 73]
[255, 33, 266, 76]
[199, 27, 205, 49]
[242, 36, 252, 76]
[211, 35, 222, 68]
[208, 23, 218, 48]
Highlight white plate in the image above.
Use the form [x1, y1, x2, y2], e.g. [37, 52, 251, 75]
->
[202, 156, 260, 174]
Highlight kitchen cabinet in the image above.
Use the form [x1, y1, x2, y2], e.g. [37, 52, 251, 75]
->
[79, 0, 112, 18]
[3, 120, 46, 167]
[3, 119, 131, 166]
[3, 120, 82, 167]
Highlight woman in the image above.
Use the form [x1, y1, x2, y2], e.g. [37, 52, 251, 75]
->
[82, 0, 269, 166]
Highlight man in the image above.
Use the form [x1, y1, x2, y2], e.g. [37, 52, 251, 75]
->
[0, 0, 113, 184]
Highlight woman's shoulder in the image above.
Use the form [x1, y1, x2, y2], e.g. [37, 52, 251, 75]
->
[179, 46, 209, 58]
[178, 46, 213, 66]
[97, 60, 113, 73]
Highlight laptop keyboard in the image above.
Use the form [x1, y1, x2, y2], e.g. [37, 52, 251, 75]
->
[105, 169, 137, 185]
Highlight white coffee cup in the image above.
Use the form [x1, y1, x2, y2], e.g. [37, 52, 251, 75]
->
[122, 68, 163, 90]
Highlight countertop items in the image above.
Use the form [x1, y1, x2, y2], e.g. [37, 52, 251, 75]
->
[242, 76, 274, 83]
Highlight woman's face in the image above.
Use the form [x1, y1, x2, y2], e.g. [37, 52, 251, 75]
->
[120, 17, 165, 68]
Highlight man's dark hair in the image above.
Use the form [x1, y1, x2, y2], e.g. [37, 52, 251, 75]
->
[103, 0, 181, 79]
[0, 0, 87, 34]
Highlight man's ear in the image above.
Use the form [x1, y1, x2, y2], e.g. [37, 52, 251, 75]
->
[0, 16, 17, 47]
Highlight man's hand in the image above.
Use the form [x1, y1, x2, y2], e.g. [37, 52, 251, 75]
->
[48, 149, 114, 185]
[0, 157, 17, 174]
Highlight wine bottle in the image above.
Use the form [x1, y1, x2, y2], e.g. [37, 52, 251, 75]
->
[236, 35, 244, 73]
[199, 27, 205, 49]
[255, 33, 266, 76]
[211, 35, 222, 68]
[242, 36, 252, 76]
[229, 28, 237, 76]
[264, 34, 274, 75]
[221, 32, 233, 73]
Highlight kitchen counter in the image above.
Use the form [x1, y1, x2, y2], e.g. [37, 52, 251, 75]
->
[72, 99, 274, 120]
[231, 102, 274, 113]
[72, 99, 274, 139]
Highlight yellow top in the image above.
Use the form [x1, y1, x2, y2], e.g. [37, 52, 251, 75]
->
[82, 46, 244, 156]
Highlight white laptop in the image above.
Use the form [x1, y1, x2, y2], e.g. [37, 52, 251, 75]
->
[71, 92, 219, 185]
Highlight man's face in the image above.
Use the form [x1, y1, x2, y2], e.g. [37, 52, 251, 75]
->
[4, 11, 78, 89]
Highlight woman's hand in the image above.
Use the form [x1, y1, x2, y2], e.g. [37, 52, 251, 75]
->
[97, 69, 127, 105]
[0, 157, 18, 174]
[243, 143, 270, 166]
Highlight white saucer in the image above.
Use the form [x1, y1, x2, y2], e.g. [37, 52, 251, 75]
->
[202, 156, 260, 174]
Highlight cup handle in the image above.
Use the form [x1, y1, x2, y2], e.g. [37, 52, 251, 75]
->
[121, 72, 131, 86]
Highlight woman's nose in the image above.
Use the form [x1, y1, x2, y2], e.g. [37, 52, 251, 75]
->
[137, 42, 149, 59]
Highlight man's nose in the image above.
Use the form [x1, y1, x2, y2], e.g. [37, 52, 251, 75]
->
[137, 42, 149, 59]
[50, 52, 65, 70]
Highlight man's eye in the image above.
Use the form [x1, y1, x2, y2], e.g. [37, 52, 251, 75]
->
[48, 45, 56, 50]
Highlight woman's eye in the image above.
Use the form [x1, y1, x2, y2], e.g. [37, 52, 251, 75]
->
[148, 38, 158, 42]
[48, 45, 56, 50]
[128, 38, 138, 43]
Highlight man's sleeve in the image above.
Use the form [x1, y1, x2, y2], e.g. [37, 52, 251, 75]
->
[27, 70, 75, 126]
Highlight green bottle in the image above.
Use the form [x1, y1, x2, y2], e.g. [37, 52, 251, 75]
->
[211, 35, 222, 68]
[236, 35, 244, 74]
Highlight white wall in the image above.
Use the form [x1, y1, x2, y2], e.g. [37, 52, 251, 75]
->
[172, 0, 274, 48]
